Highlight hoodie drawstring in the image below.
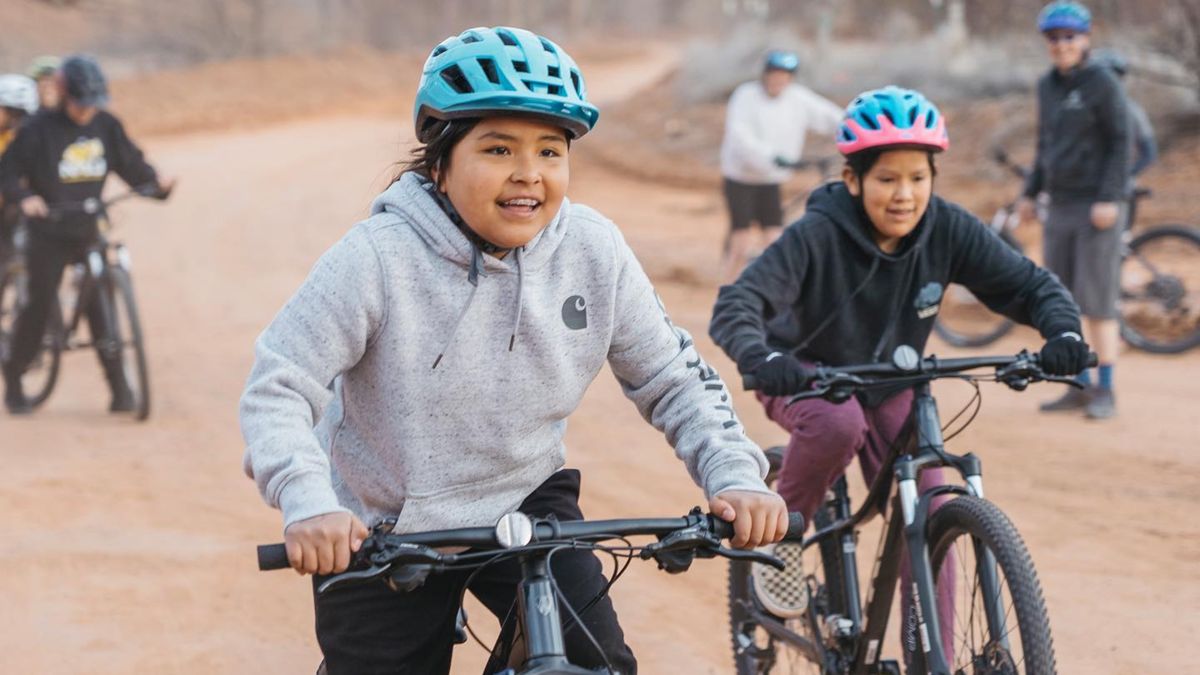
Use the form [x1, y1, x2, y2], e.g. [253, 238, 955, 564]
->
[432, 246, 485, 369]
[509, 247, 524, 352]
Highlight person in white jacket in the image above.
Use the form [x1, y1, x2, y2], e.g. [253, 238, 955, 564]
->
[718, 49, 844, 282]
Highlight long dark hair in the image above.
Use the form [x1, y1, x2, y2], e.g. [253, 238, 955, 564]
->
[394, 118, 480, 185]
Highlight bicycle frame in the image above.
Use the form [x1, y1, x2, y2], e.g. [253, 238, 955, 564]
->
[59, 232, 128, 356]
[741, 381, 1002, 675]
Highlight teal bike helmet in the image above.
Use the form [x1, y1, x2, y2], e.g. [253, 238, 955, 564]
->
[836, 86, 948, 156]
[1037, 1, 1091, 33]
[413, 26, 600, 143]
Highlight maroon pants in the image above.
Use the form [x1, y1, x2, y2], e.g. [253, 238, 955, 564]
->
[759, 390, 956, 666]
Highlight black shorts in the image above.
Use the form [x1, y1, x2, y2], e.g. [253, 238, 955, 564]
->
[723, 178, 783, 231]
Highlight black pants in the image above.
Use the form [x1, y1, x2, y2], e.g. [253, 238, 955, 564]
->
[6, 234, 123, 387]
[313, 469, 637, 675]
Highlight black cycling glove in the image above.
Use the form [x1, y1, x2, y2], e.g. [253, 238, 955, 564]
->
[1039, 332, 1091, 376]
[754, 352, 814, 396]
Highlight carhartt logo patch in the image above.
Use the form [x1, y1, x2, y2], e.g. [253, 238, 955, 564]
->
[562, 295, 587, 330]
[914, 282, 944, 320]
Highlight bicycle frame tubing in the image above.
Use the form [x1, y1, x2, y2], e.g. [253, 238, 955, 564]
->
[60, 235, 124, 355]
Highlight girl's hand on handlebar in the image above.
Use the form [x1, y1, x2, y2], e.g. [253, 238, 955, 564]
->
[283, 511, 370, 576]
[1090, 201, 1119, 230]
[710, 490, 789, 549]
[20, 195, 48, 218]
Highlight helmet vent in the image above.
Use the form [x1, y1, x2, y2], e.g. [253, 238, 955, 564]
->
[548, 84, 564, 96]
[570, 71, 582, 97]
[433, 45, 448, 57]
[479, 58, 501, 84]
[462, 34, 482, 44]
[547, 65, 560, 79]
[513, 60, 530, 73]
[497, 30, 519, 47]
[539, 37, 556, 53]
[858, 112, 880, 131]
[908, 107, 919, 126]
[440, 64, 472, 94]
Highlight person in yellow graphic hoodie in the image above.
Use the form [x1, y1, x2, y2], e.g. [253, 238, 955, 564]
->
[0, 54, 175, 414]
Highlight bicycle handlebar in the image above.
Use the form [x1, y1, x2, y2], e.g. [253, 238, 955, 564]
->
[257, 510, 806, 573]
[40, 183, 172, 219]
[741, 350, 1099, 395]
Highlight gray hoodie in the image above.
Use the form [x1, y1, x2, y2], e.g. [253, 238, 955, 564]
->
[241, 172, 771, 533]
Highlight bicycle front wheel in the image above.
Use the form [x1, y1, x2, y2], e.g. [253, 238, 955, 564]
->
[106, 265, 150, 420]
[927, 496, 1056, 674]
[0, 264, 62, 408]
[1119, 224, 1200, 354]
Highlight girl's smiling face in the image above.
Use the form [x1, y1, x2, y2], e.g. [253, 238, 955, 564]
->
[435, 116, 569, 250]
[844, 149, 934, 253]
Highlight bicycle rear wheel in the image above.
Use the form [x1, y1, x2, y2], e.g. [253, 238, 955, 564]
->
[0, 264, 62, 408]
[1118, 224, 1200, 354]
[106, 265, 150, 420]
[926, 496, 1056, 674]
[933, 227, 1021, 348]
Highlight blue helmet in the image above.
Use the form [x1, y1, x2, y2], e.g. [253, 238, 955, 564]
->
[1037, 1, 1091, 33]
[764, 50, 799, 73]
[413, 26, 599, 143]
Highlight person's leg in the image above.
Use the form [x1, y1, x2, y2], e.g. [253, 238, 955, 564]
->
[853, 392, 956, 668]
[1039, 199, 1093, 411]
[1077, 201, 1125, 419]
[313, 565, 463, 675]
[759, 391, 868, 526]
[720, 178, 760, 284]
[81, 259, 133, 410]
[469, 469, 637, 675]
[4, 235, 69, 412]
[751, 183, 784, 259]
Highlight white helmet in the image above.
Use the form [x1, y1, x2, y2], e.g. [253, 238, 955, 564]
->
[0, 74, 39, 114]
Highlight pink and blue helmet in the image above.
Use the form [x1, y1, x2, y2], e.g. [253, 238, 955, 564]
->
[413, 26, 600, 143]
[835, 86, 949, 157]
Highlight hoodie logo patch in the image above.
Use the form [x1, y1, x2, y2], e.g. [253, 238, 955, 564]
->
[562, 295, 587, 330]
[914, 282, 944, 320]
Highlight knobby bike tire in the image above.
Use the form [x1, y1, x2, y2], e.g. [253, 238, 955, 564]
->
[926, 496, 1056, 675]
[0, 267, 63, 408]
[1119, 224, 1200, 354]
[932, 228, 1021, 348]
[106, 265, 151, 421]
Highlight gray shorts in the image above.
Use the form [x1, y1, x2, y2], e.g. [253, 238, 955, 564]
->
[1043, 198, 1126, 319]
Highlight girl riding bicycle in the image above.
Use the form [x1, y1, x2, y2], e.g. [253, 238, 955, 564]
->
[240, 26, 787, 674]
[709, 86, 1091, 667]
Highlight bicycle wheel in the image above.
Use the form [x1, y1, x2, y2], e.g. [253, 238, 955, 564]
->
[0, 264, 62, 408]
[728, 496, 845, 675]
[933, 227, 1021, 348]
[926, 496, 1056, 674]
[1118, 224, 1200, 354]
[105, 265, 150, 420]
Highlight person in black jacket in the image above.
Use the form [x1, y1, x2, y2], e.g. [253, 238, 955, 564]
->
[1018, 1, 1131, 419]
[0, 54, 174, 414]
[709, 86, 1089, 669]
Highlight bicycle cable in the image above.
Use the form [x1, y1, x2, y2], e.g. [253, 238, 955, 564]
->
[940, 376, 984, 443]
[546, 545, 618, 674]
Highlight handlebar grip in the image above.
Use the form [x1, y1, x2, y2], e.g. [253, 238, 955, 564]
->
[710, 512, 806, 541]
[257, 543, 290, 571]
[742, 374, 759, 391]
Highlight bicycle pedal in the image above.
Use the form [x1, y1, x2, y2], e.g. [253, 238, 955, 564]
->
[750, 541, 808, 618]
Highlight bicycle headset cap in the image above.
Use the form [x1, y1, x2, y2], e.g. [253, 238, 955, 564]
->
[836, 86, 949, 156]
[26, 55, 61, 80]
[0, 74, 38, 114]
[764, 50, 800, 73]
[60, 54, 109, 108]
[413, 26, 599, 144]
[1037, 1, 1091, 33]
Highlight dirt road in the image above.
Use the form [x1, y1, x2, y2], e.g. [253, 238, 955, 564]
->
[2, 49, 1197, 674]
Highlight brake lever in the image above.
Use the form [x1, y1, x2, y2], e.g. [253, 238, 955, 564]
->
[316, 562, 393, 594]
[715, 547, 786, 571]
[640, 526, 723, 574]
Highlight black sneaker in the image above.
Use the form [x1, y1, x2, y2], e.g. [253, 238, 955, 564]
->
[1085, 387, 1116, 420]
[4, 372, 32, 415]
[109, 383, 136, 413]
[1038, 386, 1092, 413]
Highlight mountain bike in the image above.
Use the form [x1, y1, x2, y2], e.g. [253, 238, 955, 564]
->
[0, 185, 166, 419]
[259, 508, 805, 674]
[731, 346, 1091, 674]
[933, 148, 1200, 353]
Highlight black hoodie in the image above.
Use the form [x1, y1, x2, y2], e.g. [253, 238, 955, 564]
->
[709, 183, 1081, 397]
